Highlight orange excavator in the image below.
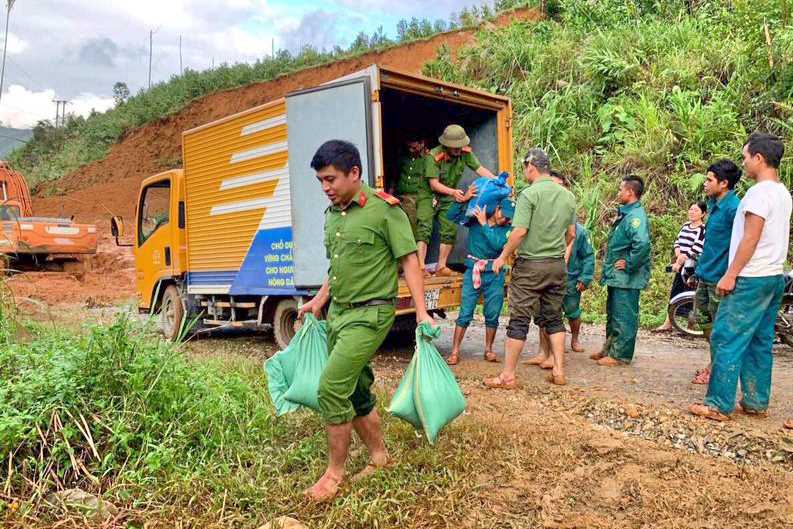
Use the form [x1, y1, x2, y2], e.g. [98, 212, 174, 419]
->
[0, 162, 96, 271]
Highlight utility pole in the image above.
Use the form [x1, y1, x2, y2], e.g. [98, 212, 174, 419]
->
[148, 27, 159, 89]
[53, 99, 68, 128]
[0, 0, 16, 105]
[179, 35, 183, 74]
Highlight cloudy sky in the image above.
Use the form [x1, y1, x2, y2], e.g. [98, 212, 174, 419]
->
[0, 0, 488, 129]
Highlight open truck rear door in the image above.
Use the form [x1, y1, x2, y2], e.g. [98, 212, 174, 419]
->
[286, 77, 375, 289]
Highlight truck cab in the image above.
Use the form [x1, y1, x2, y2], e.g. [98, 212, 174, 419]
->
[114, 65, 513, 348]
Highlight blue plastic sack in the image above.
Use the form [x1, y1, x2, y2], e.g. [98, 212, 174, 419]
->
[388, 323, 467, 444]
[464, 171, 511, 217]
[264, 314, 328, 415]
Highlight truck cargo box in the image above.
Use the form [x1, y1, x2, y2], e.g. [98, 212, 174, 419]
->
[181, 65, 513, 300]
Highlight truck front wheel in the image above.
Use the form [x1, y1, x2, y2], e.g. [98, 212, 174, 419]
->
[273, 298, 298, 350]
[160, 285, 185, 341]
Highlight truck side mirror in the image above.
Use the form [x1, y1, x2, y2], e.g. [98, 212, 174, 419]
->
[110, 216, 133, 247]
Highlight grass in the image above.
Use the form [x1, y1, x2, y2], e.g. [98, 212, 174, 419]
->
[0, 313, 493, 527]
[424, 0, 793, 327]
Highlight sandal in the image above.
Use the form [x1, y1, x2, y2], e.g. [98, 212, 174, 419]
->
[688, 403, 730, 422]
[484, 351, 499, 363]
[691, 368, 710, 385]
[739, 403, 769, 418]
[483, 375, 517, 390]
[784, 418, 793, 430]
[351, 459, 394, 483]
[446, 353, 460, 366]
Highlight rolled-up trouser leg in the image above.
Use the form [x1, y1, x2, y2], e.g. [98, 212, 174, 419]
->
[436, 200, 458, 245]
[704, 276, 781, 415]
[415, 194, 435, 244]
[399, 193, 418, 241]
[318, 304, 395, 425]
[606, 287, 640, 363]
[456, 267, 479, 328]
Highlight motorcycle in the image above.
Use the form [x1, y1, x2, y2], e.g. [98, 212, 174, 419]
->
[668, 266, 793, 347]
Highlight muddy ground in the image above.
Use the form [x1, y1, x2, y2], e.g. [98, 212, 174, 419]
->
[185, 317, 793, 528]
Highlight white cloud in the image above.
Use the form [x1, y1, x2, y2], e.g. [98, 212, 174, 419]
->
[1, 32, 27, 55]
[0, 84, 114, 128]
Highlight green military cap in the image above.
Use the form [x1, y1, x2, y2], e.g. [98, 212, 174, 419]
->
[439, 124, 470, 149]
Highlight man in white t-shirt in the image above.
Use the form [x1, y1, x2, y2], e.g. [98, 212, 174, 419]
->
[690, 132, 792, 422]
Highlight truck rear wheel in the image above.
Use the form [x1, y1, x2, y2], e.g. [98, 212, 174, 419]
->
[160, 285, 185, 341]
[273, 298, 299, 350]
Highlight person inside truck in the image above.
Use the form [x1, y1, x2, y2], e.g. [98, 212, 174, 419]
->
[298, 139, 433, 503]
[445, 196, 515, 366]
[417, 124, 496, 276]
[391, 136, 429, 240]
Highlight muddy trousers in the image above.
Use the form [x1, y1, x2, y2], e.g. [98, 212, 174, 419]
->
[317, 304, 395, 425]
[603, 287, 640, 363]
[705, 275, 784, 415]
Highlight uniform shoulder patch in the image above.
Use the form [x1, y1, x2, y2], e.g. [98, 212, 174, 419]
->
[631, 217, 642, 229]
[461, 146, 473, 153]
[375, 190, 401, 206]
[434, 151, 449, 163]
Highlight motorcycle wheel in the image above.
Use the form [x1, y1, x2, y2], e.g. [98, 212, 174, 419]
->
[668, 295, 704, 338]
[777, 300, 793, 348]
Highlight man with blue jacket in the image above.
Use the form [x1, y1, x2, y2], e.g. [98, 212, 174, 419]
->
[689, 159, 742, 385]
[592, 175, 652, 366]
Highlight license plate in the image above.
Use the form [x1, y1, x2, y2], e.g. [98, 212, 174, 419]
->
[424, 289, 440, 310]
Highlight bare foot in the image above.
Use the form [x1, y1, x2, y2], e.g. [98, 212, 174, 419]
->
[351, 457, 392, 482]
[570, 341, 584, 353]
[546, 373, 566, 386]
[484, 351, 499, 363]
[446, 352, 460, 366]
[784, 418, 793, 430]
[597, 356, 625, 367]
[524, 355, 547, 366]
[590, 352, 605, 361]
[539, 359, 554, 370]
[304, 471, 343, 503]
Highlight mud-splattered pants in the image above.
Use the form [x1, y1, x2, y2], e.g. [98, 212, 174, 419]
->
[705, 275, 785, 415]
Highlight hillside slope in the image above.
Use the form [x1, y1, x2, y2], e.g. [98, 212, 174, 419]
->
[33, 8, 539, 223]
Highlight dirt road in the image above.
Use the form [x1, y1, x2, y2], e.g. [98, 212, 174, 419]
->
[185, 318, 793, 528]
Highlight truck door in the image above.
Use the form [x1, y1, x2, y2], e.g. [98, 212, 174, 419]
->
[135, 179, 173, 308]
[286, 78, 374, 289]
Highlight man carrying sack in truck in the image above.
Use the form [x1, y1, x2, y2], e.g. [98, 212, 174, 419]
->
[417, 124, 496, 276]
[298, 140, 434, 503]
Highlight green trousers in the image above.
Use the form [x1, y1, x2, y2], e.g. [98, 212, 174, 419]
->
[603, 286, 640, 363]
[416, 195, 458, 244]
[398, 193, 418, 240]
[317, 303, 395, 425]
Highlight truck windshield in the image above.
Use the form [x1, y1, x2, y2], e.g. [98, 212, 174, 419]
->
[0, 204, 20, 221]
[139, 181, 171, 245]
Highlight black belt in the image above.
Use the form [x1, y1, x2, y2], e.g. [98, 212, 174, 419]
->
[336, 299, 394, 310]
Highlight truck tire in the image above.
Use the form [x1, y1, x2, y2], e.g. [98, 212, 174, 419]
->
[273, 298, 299, 350]
[160, 285, 185, 342]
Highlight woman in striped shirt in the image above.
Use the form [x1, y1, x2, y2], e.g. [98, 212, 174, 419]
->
[654, 200, 707, 331]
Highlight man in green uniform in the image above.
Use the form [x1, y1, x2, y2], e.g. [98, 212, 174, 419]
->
[592, 175, 652, 366]
[484, 148, 576, 387]
[392, 137, 428, 239]
[298, 140, 433, 503]
[417, 124, 495, 275]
